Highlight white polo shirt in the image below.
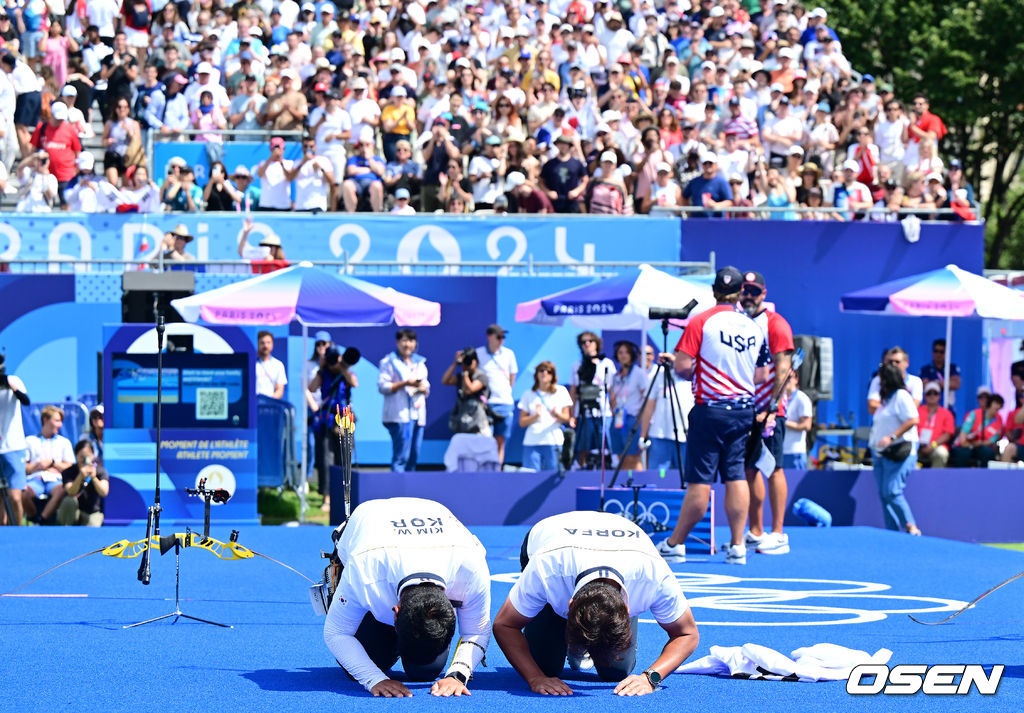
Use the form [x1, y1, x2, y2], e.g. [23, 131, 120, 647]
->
[25, 433, 74, 469]
[510, 511, 689, 623]
[867, 373, 923, 406]
[324, 498, 491, 691]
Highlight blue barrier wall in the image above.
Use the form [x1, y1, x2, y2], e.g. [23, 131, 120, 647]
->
[0, 213, 681, 265]
[680, 220, 986, 426]
[0, 216, 986, 466]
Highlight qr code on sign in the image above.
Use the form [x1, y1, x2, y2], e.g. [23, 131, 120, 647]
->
[196, 388, 228, 420]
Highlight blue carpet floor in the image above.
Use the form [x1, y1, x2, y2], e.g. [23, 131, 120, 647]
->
[1, 525, 1022, 712]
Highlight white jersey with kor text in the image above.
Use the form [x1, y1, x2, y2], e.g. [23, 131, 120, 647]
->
[676, 305, 767, 405]
[323, 498, 491, 691]
[510, 511, 689, 624]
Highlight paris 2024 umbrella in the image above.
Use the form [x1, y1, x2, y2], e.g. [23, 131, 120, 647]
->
[172, 264, 441, 517]
[840, 264, 1024, 406]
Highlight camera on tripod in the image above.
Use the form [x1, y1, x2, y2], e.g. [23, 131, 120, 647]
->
[649, 299, 699, 322]
[576, 356, 605, 411]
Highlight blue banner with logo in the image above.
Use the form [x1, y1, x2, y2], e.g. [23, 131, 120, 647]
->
[0, 213, 682, 266]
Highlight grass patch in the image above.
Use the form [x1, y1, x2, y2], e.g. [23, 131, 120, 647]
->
[985, 543, 1024, 552]
[258, 486, 330, 526]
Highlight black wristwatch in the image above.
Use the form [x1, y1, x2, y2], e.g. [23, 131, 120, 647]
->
[445, 670, 468, 686]
[643, 669, 662, 688]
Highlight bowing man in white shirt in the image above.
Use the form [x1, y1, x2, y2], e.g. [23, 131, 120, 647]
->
[323, 498, 491, 697]
[493, 511, 699, 696]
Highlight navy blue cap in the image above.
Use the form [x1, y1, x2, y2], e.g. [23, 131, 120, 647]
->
[714, 266, 744, 294]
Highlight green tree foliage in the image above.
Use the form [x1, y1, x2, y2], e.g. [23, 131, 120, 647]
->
[823, 0, 1024, 266]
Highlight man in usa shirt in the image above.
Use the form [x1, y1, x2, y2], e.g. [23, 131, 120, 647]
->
[656, 266, 768, 565]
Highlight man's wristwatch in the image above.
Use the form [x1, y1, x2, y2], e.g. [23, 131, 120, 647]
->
[642, 669, 662, 688]
[445, 670, 468, 686]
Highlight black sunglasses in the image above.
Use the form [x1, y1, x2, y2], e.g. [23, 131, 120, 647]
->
[741, 285, 763, 296]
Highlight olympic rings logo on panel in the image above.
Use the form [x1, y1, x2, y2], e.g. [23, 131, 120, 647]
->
[600, 498, 673, 528]
[490, 571, 967, 627]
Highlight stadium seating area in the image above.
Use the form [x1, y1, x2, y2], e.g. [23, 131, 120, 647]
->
[0, 0, 976, 219]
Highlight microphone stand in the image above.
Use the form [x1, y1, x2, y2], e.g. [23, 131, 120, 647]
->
[137, 315, 165, 586]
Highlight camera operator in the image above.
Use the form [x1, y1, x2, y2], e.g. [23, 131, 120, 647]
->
[58, 440, 108, 526]
[443, 347, 491, 436]
[309, 347, 359, 513]
[569, 331, 616, 466]
[0, 355, 29, 526]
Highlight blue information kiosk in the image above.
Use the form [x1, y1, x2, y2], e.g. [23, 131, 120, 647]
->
[101, 324, 259, 526]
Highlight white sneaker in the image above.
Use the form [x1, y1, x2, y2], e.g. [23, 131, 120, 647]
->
[657, 538, 686, 563]
[744, 530, 765, 547]
[568, 652, 595, 671]
[756, 532, 790, 555]
[725, 543, 747, 564]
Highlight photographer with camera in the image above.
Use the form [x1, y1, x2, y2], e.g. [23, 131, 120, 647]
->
[310, 347, 359, 513]
[0, 355, 29, 525]
[570, 332, 616, 468]
[57, 440, 108, 526]
[443, 347, 491, 437]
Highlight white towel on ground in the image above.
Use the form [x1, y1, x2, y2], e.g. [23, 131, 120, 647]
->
[676, 643, 892, 682]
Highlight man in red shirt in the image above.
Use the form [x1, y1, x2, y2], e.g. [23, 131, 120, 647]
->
[917, 381, 955, 467]
[506, 171, 554, 214]
[740, 271, 795, 556]
[907, 93, 947, 149]
[31, 101, 82, 205]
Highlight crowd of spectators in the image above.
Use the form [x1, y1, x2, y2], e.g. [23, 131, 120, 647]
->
[0, 0, 978, 219]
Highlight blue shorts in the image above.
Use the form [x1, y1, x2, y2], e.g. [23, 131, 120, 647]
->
[610, 413, 640, 456]
[685, 403, 753, 485]
[490, 403, 514, 440]
[745, 417, 786, 471]
[25, 474, 62, 497]
[0, 450, 26, 490]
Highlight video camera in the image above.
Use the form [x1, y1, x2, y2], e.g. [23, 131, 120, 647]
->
[458, 347, 477, 369]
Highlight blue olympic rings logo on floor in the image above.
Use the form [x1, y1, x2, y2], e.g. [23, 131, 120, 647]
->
[491, 571, 967, 627]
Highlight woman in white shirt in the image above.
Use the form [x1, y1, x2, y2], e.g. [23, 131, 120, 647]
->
[517, 361, 572, 470]
[869, 364, 921, 535]
[610, 341, 648, 471]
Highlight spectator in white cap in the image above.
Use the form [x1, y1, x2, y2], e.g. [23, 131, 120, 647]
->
[344, 77, 381, 148]
[390, 187, 416, 214]
[229, 164, 260, 211]
[587, 150, 630, 214]
[64, 152, 120, 212]
[839, 157, 874, 217]
[184, 61, 229, 113]
[681, 151, 733, 218]
[57, 85, 93, 138]
[381, 85, 415, 162]
[263, 68, 309, 131]
[640, 160, 681, 212]
[229, 73, 268, 132]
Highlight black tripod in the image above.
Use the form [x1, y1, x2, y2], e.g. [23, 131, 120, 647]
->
[607, 317, 689, 494]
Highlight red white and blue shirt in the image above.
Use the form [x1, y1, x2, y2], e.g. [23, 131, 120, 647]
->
[676, 305, 766, 405]
[749, 308, 795, 414]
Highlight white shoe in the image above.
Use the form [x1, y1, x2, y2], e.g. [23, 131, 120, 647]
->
[756, 532, 790, 555]
[657, 538, 686, 563]
[725, 543, 747, 564]
[744, 530, 765, 547]
[568, 652, 595, 671]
